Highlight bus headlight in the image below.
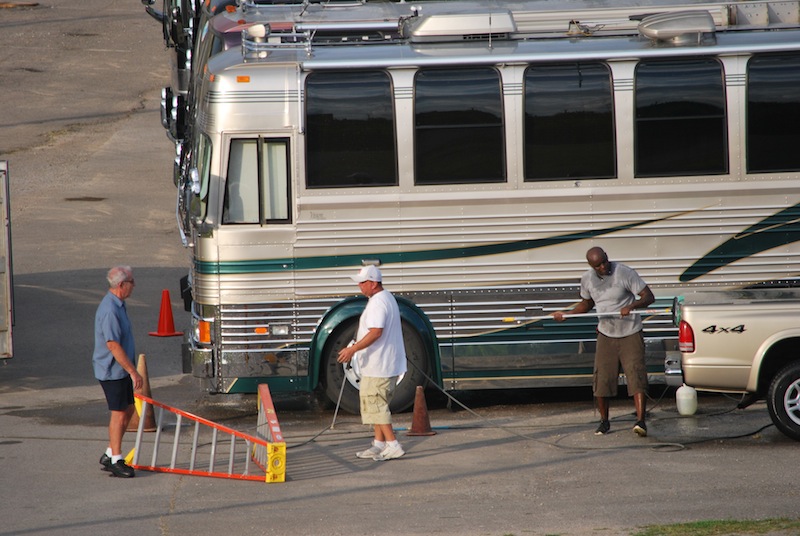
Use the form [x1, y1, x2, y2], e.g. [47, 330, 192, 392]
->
[270, 324, 290, 336]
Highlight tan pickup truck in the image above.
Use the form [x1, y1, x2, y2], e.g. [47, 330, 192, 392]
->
[668, 289, 800, 441]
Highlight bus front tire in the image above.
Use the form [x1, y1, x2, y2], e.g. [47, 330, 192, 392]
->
[321, 319, 431, 415]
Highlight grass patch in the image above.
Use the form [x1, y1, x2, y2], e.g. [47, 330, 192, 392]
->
[632, 518, 800, 536]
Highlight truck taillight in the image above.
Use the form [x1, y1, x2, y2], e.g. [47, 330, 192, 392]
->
[678, 320, 695, 353]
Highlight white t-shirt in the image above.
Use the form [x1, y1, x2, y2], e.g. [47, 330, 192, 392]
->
[580, 261, 647, 338]
[355, 289, 407, 378]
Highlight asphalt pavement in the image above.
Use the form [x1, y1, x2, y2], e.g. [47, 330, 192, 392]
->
[1, 2, 799, 535]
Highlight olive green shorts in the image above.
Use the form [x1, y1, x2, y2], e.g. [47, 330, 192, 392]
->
[593, 331, 648, 397]
[359, 376, 397, 425]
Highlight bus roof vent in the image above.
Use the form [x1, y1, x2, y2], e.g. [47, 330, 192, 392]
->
[638, 10, 716, 45]
[409, 11, 516, 43]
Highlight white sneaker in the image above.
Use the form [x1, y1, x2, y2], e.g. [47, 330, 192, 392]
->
[373, 443, 405, 461]
[356, 444, 384, 459]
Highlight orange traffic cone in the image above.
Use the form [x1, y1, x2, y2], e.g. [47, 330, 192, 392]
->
[149, 289, 183, 337]
[127, 354, 157, 432]
[407, 385, 436, 436]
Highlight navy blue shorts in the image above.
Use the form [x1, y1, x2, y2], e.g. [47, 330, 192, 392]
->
[99, 377, 134, 411]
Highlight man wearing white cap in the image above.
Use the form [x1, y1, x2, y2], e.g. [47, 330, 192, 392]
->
[337, 265, 407, 461]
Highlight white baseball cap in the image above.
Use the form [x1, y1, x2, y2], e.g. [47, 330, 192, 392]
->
[350, 265, 382, 283]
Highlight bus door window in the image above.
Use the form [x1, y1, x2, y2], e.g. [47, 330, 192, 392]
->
[414, 67, 505, 185]
[634, 58, 727, 177]
[524, 62, 615, 181]
[746, 53, 800, 173]
[223, 138, 291, 224]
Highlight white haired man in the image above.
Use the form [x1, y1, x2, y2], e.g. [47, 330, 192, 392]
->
[93, 265, 143, 477]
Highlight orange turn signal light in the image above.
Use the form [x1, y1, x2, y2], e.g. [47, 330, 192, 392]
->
[199, 321, 211, 344]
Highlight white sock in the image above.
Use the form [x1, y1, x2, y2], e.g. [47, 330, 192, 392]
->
[105, 447, 113, 457]
[387, 440, 400, 448]
[373, 440, 386, 449]
[111, 454, 122, 464]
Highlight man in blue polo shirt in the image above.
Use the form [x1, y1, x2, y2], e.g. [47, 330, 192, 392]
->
[93, 265, 143, 478]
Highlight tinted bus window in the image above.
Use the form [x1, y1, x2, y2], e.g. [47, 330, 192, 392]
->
[635, 59, 727, 177]
[415, 68, 505, 184]
[524, 63, 615, 181]
[306, 71, 396, 188]
[747, 53, 800, 173]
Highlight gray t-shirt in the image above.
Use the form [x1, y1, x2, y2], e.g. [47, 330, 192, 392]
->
[580, 261, 647, 338]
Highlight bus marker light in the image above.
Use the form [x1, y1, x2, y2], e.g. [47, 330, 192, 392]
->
[199, 321, 211, 344]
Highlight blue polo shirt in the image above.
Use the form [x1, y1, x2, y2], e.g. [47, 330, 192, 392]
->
[92, 291, 135, 381]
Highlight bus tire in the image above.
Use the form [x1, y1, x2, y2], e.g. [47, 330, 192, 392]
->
[321, 318, 431, 415]
[321, 318, 360, 414]
[767, 361, 800, 441]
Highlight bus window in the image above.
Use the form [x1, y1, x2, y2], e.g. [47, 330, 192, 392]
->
[747, 53, 800, 173]
[305, 71, 396, 188]
[414, 67, 505, 185]
[524, 62, 615, 181]
[635, 58, 727, 177]
[224, 138, 291, 224]
[225, 139, 259, 223]
[262, 140, 290, 221]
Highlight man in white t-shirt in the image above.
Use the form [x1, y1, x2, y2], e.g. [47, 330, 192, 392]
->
[553, 247, 655, 437]
[337, 265, 407, 461]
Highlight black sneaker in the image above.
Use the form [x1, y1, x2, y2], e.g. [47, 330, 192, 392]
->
[595, 420, 610, 435]
[109, 460, 135, 478]
[633, 421, 647, 437]
[99, 453, 112, 472]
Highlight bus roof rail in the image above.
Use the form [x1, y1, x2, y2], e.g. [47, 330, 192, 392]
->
[241, 18, 407, 58]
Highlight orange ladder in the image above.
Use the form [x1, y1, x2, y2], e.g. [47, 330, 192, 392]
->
[130, 385, 286, 483]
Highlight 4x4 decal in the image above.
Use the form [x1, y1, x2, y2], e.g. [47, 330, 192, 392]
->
[702, 325, 746, 334]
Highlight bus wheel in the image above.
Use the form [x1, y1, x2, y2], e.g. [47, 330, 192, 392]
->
[390, 320, 431, 413]
[321, 319, 361, 415]
[321, 319, 431, 415]
[767, 361, 800, 441]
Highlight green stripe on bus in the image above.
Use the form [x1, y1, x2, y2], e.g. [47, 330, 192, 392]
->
[196, 216, 668, 275]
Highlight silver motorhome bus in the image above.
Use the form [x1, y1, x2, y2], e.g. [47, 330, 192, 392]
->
[175, 0, 800, 412]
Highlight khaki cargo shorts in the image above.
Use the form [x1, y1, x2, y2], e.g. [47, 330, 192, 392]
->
[359, 376, 398, 425]
[593, 331, 648, 397]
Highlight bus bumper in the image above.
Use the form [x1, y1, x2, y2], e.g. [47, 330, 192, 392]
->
[182, 338, 213, 378]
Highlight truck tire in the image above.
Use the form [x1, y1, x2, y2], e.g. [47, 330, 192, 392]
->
[321, 318, 431, 415]
[766, 361, 800, 441]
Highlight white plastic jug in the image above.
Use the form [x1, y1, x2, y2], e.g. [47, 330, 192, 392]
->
[676, 383, 698, 416]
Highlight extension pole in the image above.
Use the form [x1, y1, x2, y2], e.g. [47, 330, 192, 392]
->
[502, 307, 671, 324]
[330, 363, 351, 430]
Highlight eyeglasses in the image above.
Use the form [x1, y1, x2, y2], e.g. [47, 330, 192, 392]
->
[123, 279, 135, 285]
